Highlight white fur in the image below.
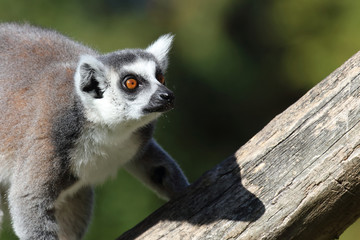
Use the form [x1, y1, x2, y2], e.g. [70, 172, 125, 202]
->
[71, 123, 141, 185]
[75, 57, 161, 126]
[77, 55, 106, 76]
[56, 121, 147, 207]
[146, 34, 173, 67]
[74, 57, 122, 125]
[74, 55, 114, 124]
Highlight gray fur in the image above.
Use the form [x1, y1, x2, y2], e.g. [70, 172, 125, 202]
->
[0, 23, 188, 240]
[99, 50, 157, 70]
[56, 187, 94, 240]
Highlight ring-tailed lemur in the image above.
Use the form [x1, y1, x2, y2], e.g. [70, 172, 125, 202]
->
[0, 23, 189, 240]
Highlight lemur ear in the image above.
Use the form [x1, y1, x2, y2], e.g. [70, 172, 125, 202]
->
[75, 55, 108, 99]
[146, 34, 174, 70]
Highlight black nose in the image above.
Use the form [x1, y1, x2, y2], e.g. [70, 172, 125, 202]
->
[160, 92, 175, 103]
[143, 89, 175, 113]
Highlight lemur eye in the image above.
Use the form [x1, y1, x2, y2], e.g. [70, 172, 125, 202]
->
[156, 73, 165, 85]
[125, 78, 138, 90]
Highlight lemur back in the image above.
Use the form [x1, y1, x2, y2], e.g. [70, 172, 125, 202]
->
[0, 25, 85, 187]
[0, 23, 188, 240]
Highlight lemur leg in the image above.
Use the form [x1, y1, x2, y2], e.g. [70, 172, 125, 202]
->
[124, 138, 189, 200]
[8, 153, 75, 240]
[9, 174, 58, 239]
[56, 187, 94, 240]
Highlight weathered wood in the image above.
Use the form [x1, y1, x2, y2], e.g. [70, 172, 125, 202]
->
[117, 51, 360, 240]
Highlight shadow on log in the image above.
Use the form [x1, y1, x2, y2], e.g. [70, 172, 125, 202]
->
[118, 155, 265, 239]
[117, 51, 360, 240]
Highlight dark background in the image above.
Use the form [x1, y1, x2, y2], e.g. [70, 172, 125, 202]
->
[0, 0, 359, 239]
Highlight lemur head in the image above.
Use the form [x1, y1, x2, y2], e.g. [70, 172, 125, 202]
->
[74, 34, 174, 126]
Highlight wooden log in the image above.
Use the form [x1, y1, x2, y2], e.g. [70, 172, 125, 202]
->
[117, 51, 360, 240]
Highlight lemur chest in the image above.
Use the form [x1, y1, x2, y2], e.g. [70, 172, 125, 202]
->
[70, 127, 142, 185]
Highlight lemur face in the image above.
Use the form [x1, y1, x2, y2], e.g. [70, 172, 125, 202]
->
[74, 35, 174, 125]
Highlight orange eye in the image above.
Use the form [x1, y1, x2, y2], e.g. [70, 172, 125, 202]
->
[157, 73, 165, 85]
[125, 78, 138, 90]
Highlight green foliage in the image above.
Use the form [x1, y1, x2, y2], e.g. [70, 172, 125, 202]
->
[0, 0, 359, 239]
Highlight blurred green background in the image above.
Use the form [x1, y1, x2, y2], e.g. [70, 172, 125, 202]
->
[0, 0, 359, 239]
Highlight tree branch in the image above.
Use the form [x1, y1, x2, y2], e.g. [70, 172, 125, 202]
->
[117, 51, 360, 240]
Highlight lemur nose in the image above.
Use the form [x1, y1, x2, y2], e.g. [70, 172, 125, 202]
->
[144, 88, 175, 113]
[160, 92, 175, 102]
